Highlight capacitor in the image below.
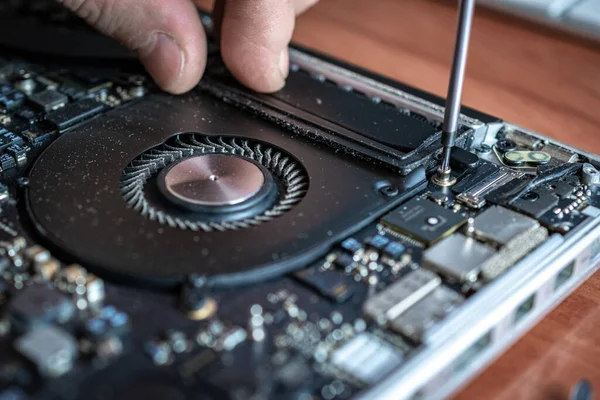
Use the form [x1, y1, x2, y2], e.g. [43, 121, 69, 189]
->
[581, 163, 600, 186]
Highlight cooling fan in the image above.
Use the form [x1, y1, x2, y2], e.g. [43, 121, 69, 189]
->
[120, 134, 308, 231]
[25, 92, 424, 287]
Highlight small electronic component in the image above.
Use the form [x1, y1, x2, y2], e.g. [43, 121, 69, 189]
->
[471, 206, 540, 246]
[295, 267, 353, 303]
[0, 91, 25, 110]
[581, 163, 600, 186]
[85, 274, 105, 308]
[57, 264, 87, 292]
[9, 283, 75, 331]
[22, 127, 55, 146]
[380, 198, 466, 245]
[365, 235, 390, 251]
[390, 285, 465, 343]
[340, 237, 364, 257]
[382, 242, 406, 260]
[423, 234, 495, 283]
[23, 245, 51, 264]
[0, 130, 23, 153]
[45, 98, 104, 131]
[28, 89, 68, 112]
[216, 326, 247, 352]
[330, 332, 403, 385]
[180, 282, 218, 320]
[84, 306, 130, 341]
[363, 268, 440, 324]
[6, 144, 28, 166]
[23, 246, 59, 280]
[14, 325, 78, 378]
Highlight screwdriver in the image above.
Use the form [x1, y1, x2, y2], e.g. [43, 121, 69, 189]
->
[433, 0, 476, 187]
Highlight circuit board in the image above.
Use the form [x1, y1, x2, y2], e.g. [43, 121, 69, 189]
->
[0, 4, 598, 400]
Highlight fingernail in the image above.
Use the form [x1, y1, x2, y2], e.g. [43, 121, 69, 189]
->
[279, 50, 289, 80]
[138, 33, 185, 93]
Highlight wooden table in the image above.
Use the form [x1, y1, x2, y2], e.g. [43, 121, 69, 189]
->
[199, 0, 600, 397]
[291, 1, 600, 398]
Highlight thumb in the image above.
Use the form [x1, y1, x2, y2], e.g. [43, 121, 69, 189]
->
[58, 0, 207, 94]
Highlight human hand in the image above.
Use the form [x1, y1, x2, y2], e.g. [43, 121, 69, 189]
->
[58, 0, 319, 94]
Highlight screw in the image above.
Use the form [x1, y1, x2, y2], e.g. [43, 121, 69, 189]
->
[379, 185, 399, 197]
[476, 144, 492, 154]
[17, 177, 29, 187]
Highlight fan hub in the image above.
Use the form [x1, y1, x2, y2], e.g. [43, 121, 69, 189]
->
[159, 154, 266, 209]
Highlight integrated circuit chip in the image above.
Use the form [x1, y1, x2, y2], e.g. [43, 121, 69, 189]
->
[363, 268, 440, 324]
[45, 98, 104, 131]
[390, 285, 465, 343]
[423, 234, 495, 283]
[471, 206, 539, 247]
[330, 333, 403, 385]
[28, 89, 68, 112]
[14, 326, 77, 378]
[295, 267, 353, 303]
[381, 197, 466, 245]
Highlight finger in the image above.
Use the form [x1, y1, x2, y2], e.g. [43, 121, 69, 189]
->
[219, 0, 297, 93]
[293, 0, 319, 15]
[207, 0, 316, 39]
[58, 0, 207, 94]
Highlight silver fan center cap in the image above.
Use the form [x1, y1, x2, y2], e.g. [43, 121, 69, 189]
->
[163, 154, 266, 207]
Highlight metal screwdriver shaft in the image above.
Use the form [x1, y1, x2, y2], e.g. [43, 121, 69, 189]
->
[433, 0, 476, 187]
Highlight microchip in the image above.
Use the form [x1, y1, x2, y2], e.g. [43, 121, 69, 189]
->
[365, 235, 390, 251]
[14, 326, 77, 378]
[295, 267, 353, 303]
[330, 333, 403, 384]
[28, 89, 68, 112]
[382, 242, 406, 260]
[423, 234, 495, 283]
[390, 286, 464, 343]
[340, 237, 362, 255]
[381, 197, 466, 245]
[45, 98, 104, 131]
[9, 283, 75, 332]
[471, 206, 540, 247]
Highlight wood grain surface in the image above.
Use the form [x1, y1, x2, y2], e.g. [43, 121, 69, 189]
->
[200, 0, 600, 398]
